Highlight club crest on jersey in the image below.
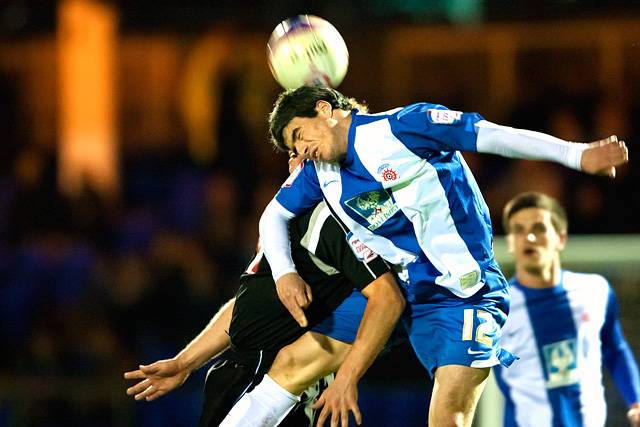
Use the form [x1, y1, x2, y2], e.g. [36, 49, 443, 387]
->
[282, 161, 305, 188]
[543, 338, 579, 389]
[346, 232, 379, 263]
[345, 189, 399, 231]
[427, 109, 462, 125]
[381, 167, 398, 182]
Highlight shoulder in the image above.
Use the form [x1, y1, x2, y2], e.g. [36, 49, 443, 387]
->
[562, 270, 611, 295]
[563, 270, 609, 287]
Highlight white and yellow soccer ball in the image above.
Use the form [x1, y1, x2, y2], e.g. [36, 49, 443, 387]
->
[267, 15, 349, 89]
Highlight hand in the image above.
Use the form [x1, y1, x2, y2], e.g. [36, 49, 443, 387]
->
[124, 358, 190, 401]
[311, 374, 361, 427]
[276, 272, 313, 327]
[628, 402, 640, 427]
[580, 135, 629, 177]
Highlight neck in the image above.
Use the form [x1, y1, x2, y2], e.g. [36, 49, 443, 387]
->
[515, 258, 562, 289]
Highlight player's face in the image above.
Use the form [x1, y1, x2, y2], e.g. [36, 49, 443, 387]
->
[507, 207, 566, 274]
[283, 101, 346, 163]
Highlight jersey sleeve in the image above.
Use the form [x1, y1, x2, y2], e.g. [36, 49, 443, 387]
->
[601, 285, 640, 406]
[258, 199, 298, 281]
[310, 214, 391, 291]
[389, 103, 484, 155]
[274, 159, 324, 215]
[475, 120, 587, 170]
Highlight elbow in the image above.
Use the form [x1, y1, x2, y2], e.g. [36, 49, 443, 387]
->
[392, 289, 406, 319]
[382, 279, 405, 319]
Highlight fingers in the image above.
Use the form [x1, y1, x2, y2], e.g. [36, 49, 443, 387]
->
[135, 383, 157, 401]
[123, 369, 145, 380]
[140, 363, 160, 374]
[288, 304, 309, 328]
[312, 399, 360, 427]
[352, 405, 362, 425]
[126, 379, 165, 401]
[305, 283, 313, 305]
[313, 397, 327, 426]
[311, 394, 325, 410]
[276, 274, 312, 327]
[331, 408, 340, 427]
[126, 378, 151, 398]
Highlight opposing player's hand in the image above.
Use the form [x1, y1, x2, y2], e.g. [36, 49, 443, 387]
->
[124, 358, 190, 402]
[276, 272, 312, 327]
[580, 135, 628, 177]
[311, 374, 361, 427]
[628, 402, 640, 427]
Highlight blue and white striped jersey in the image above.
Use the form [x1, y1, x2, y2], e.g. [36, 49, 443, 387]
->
[275, 104, 505, 302]
[494, 271, 640, 427]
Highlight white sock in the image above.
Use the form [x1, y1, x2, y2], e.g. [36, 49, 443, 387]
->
[219, 374, 301, 427]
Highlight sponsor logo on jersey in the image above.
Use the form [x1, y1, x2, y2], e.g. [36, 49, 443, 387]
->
[282, 161, 305, 188]
[543, 338, 579, 388]
[346, 232, 379, 263]
[344, 189, 399, 230]
[427, 109, 463, 125]
[460, 270, 480, 290]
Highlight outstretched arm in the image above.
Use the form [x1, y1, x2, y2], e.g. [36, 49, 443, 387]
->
[475, 121, 628, 176]
[601, 289, 640, 426]
[124, 298, 235, 401]
[312, 272, 405, 426]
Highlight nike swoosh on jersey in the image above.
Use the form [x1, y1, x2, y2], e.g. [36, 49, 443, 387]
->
[323, 179, 339, 188]
[467, 348, 486, 355]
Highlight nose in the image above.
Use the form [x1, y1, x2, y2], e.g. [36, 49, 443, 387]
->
[294, 142, 311, 159]
[526, 233, 536, 243]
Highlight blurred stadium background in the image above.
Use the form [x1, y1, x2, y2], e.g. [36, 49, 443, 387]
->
[0, 1, 639, 426]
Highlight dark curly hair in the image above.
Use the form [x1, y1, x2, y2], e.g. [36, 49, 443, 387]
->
[268, 85, 367, 152]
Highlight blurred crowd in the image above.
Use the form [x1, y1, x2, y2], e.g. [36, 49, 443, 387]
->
[0, 58, 639, 426]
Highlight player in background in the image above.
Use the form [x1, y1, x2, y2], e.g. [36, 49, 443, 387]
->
[124, 154, 404, 427]
[247, 85, 628, 427]
[494, 192, 640, 427]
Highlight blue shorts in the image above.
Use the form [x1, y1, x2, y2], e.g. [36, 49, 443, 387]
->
[311, 289, 366, 344]
[402, 292, 517, 377]
[312, 276, 517, 376]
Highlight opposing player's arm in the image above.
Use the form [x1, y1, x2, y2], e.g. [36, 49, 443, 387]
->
[124, 298, 235, 401]
[600, 286, 640, 413]
[313, 271, 404, 426]
[308, 212, 404, 426]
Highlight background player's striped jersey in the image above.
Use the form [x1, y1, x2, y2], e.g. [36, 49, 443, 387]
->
[494, 271, 640, 427]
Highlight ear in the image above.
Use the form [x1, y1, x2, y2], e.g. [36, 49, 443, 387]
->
[506, 234, 515, 254]
[557, 231, 567, 252]
[315, 100, 333, 117]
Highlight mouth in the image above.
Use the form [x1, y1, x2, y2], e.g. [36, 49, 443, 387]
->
[522, 248, 537, 257]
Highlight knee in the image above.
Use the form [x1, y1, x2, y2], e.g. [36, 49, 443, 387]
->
[268, 347, 304, 390]
[429, 408, 469, 427]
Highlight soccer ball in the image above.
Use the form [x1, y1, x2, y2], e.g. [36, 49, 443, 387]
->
[267, 15, 349, 90]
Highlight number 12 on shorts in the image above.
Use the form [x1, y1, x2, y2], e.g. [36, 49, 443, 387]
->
[462, 309, 493, 346]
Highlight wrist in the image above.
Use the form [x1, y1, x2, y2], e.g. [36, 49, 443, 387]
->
[176, 351, 198, 373]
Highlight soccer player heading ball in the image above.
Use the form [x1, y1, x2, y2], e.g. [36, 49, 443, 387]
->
[251, 84, 628, 426]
